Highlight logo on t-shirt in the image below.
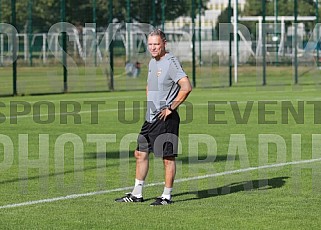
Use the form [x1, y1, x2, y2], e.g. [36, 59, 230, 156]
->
[157, 68, 162, 77]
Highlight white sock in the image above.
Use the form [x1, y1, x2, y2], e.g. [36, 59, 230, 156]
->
[131, 179, 144, 198]
[161, 187, 173, 200]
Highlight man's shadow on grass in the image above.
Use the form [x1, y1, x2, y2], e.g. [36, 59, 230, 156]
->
[172, 176, 289, 203]
[177, 155, 239, 164]
[85, 151, 133, 159]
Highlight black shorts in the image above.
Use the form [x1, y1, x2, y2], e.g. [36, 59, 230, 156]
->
[136, 110, 180, 158]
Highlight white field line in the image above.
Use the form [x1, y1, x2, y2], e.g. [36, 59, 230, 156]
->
[0, 157, 321, 210]
[7, 103, 204, 119]
[7, 107, 141, 119]
[1, 95, 137, 106]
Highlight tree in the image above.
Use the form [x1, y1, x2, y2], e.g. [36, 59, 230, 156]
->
[111, 0, 209, 25]
[241, 0, 320, 37]
[0, 0, 210, 32]
[214, 6, 233, 39]
[243, 0, 317, 17]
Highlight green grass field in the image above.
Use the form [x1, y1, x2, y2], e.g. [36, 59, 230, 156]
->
[1, 62, 321, 96]
[0, 84, 321, 229]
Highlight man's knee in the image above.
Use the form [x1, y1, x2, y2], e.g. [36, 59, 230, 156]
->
[163, 156, 175, 166]
[134, 150, 148, 160]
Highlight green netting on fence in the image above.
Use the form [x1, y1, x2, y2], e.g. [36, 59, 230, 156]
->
[0, 0, 321, 96]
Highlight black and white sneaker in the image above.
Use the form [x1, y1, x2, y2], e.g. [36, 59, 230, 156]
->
[150, 197, 173, 206]
[115, 193, 144, 203]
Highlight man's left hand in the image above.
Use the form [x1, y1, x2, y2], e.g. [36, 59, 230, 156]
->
[158, 108, 172, 121]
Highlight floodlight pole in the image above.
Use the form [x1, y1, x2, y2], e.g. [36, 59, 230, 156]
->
[233, 0, 238, 83]
[11, 0, 17, 95]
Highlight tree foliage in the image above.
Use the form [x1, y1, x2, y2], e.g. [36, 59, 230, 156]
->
[242, 0, 318, 17]
[0, 0, 209, 32]
[241, 0, 320, 36]
[214, 0, 321, 39]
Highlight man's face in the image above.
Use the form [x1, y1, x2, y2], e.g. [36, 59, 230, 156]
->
[148, 35, 166, 60]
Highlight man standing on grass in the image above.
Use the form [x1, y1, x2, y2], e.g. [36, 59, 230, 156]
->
[115, 29, 192, 206]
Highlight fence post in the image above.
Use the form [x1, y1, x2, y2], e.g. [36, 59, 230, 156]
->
[109, 0, 114, 91]
[161, 0, 165, 30]
[274, 0, 278, 65]
[228, 0, 232, 86]
[28, 0, 33, 67]
[93, 0, 97, 66]
[0, 0, 2, 66]
[151, 0, 156, 26]
[60, 0, 67, 92]
[11, 0, 17, 96]
[294, 0, 298, 84]
[262, 0, 267, 86]
[316, 0, 319, 67]
[233, 0, 238, 83]
[126, 0, 131, 63]
[198, 0, 202, 66]
[191, 0, 196, 88]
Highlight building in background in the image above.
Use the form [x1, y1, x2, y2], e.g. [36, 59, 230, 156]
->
[164, 0, 251, 63]
[165, 0, 246, 39]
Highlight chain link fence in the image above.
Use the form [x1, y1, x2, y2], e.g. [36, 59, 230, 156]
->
[0, 0, 321, 96]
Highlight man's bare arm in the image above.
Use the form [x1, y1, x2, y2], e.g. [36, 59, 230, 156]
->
[158, 76, 192, 120]
[170, 77, 192, 110]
